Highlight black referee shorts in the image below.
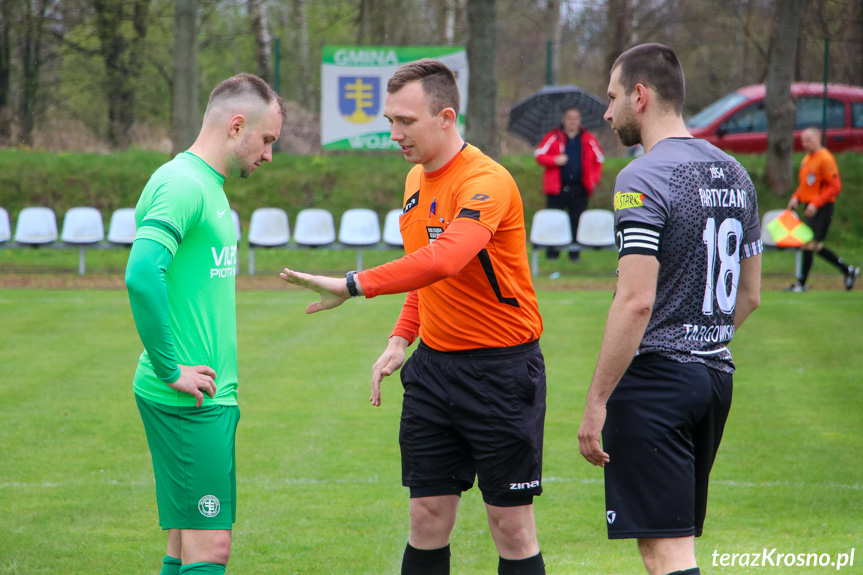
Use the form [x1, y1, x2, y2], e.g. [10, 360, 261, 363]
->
[803, 202, 834, 242]
[602, 354, 732, 539]
[399, 340, 546, 507]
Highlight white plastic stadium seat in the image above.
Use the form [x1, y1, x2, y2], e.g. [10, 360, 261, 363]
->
[247, 207, 290, 275]
[576, 209, 616, 248]
[293, 208, 336, 247]
[529, 209, 572, 275]
[14, 207, 58, 245]
[760, 209, 786, 249]
[61, 207, 105, 244]
[107, 208, 137, 245]
[62, 207, 106, 275]
[231, 209, 241, 241]
[0, 207, 10, 243]
[248, 207, 290, 247]
[339, 208, 382, 271]
[231, 209, 241, 275]
[339, 209, 381, 246]
[383, 208, 404, 247]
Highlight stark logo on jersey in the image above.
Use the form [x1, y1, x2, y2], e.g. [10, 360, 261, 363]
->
[614, 191, 645, 210]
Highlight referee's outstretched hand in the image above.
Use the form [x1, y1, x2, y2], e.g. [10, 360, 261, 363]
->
[280, 268, 350, 314]
[170, 364, 217, 408]
[578, 403, 610, 467]
[370, 336, 409, 407]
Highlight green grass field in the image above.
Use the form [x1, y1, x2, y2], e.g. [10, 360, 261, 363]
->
[0, 287, 860, 574]
[2, 245, 862, 295]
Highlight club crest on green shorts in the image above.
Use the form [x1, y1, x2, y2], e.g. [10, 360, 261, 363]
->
[198, 495, 221, 518]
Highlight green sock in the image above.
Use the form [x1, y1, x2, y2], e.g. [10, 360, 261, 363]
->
[179, 563, 226, 574]
[160, 555, 181, 575]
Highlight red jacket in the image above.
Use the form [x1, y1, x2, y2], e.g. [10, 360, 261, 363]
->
[534, 127, 604, 196]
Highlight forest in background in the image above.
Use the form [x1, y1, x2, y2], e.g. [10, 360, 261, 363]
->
[0, 0, 861, 155]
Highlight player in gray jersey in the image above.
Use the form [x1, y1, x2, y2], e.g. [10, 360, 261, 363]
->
[614, 138, 762, 373]
[577, 44, 761, 575]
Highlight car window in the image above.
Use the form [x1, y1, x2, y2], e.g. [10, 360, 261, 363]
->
[720, 101, 767, 134]
[687, 93, 748, 128]
[852, 103, 863, 128]
[794, 97, 844, 129]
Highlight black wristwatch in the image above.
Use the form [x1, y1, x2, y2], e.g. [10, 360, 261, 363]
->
[345, 271, 359, 297]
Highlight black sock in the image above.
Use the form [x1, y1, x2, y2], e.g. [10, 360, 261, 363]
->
[667, 568, 700, 575]
[401, 543, 450, 575]
[817, 247, 849, 274]
[498, 552, 545, 575]
[798, 250, 814, 285]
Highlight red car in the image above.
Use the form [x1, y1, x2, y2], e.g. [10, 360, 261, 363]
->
[686, 83, 863, 154]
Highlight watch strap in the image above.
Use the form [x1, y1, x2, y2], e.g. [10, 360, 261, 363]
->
[346, 271, 359, 297]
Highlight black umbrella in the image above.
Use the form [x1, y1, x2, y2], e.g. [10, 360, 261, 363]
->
[507, 85, 608, 146]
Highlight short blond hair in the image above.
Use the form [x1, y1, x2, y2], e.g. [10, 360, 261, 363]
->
[206, 73, 286, 118]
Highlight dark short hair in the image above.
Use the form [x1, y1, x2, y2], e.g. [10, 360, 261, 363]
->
[387, 58, 460, 116]
[612, 43, 685, 115]
[208, 73, 286, 118]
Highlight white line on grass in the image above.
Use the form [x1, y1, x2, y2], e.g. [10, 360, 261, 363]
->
[2, 478, 860, 490]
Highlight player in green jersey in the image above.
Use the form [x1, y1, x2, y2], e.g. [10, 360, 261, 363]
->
[126, 73, 284, 575]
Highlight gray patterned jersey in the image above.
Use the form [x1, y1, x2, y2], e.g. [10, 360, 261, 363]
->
[613, 137, 763, 373]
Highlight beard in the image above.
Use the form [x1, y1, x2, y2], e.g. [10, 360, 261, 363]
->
[614, 117, 641, 148]
[227, 150, 254, 178]
[612, 98, 642, 147]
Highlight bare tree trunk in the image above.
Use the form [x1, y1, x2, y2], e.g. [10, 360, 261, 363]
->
[171, 0, 198, 157]
[605, 0, 631, 74]
[0, 0, 12, 146]
[92, 0, 152, 150]
[356, 0, 384, 44]
[452, 0, 466, 43]
[430, 0, 456, 44]
[466, 0, 498, 157]
[18, 0, 50, 148]
[546, 0, 561, 84]
[292, 0, 311, 109]
[355, 0, 369, 43]
[249, 0, 271, 84]
[356, 0, 411, 44]
[841, 0, 863, 85]
[445, 0, 459, 45]
[765, 0, 805, 197]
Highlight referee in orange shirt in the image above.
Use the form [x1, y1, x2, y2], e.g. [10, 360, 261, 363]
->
[785, 127, 859, 292]
[281, 59, 547, 575]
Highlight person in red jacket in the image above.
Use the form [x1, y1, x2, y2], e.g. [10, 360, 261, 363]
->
[534, 107, 604, 261]
[784, 127, 859, 292]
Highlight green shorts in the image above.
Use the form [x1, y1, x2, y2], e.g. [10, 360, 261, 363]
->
[136, 394, 240, 530]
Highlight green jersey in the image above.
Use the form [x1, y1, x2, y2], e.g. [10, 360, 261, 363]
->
[132, 152, 239, 407]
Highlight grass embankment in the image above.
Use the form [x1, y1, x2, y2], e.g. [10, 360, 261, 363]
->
[1, 148, 861, 283]
[2, 148, 862, 240]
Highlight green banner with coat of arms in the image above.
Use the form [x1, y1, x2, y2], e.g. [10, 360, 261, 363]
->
[321, 46, 469, 151]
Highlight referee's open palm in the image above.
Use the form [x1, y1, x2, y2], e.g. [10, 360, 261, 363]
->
[280, 268, 350, 313]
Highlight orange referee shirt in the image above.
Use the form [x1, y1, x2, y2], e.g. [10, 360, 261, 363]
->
[359, 144, 543, 352]
[792, 147, 841, 208]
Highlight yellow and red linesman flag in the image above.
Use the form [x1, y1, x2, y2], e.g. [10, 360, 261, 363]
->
[766, 209, 814, 247]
